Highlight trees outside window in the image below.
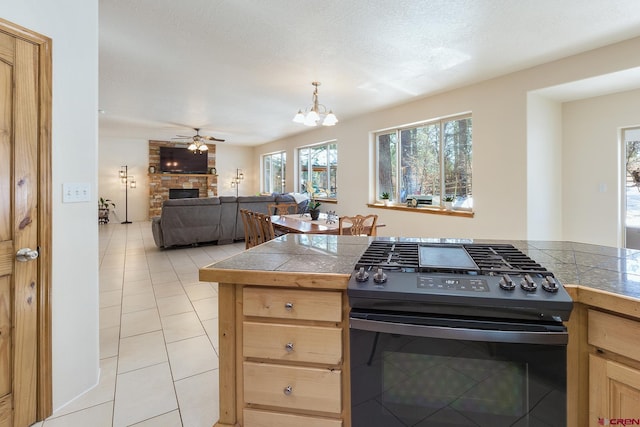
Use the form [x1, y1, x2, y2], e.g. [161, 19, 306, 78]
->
[298, 141, 337, 199]
[262, 151, 286, 194]
[376, 115, 472, 210]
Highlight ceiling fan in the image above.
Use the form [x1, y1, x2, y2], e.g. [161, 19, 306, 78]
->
[173, 128, 225, 152]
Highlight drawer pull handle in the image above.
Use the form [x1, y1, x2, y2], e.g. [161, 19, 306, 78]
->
[284, 385, 293, 395]
[284, 302, 294, 310]
[285, 342, 294, 352]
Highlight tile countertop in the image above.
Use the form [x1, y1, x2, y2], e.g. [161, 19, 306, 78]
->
[199, 235, 640, 301]
[198, 234, 371, 289]
[507, 239, 640, 300]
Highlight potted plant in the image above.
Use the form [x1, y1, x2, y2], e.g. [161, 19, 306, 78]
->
[381, 192, 390, 206]
[98, 197, 115, 224]
[306, 181, 322, 220]
[444, 195, 454, 211]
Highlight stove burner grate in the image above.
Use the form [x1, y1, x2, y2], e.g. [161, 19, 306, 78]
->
[355, 241, 552, 277]
[355, 241, 419, 272]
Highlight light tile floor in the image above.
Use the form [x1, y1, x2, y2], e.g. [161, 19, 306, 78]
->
[32, 221, 245, 427]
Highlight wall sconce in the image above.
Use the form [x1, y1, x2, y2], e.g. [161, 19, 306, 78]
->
[119, 165, 136, 224]
[230, 169, 244, 197]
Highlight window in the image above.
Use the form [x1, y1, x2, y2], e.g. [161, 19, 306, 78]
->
[298, 141, 337, 199]
[262, 151, 286, 194]
[376, 115, 472, 210]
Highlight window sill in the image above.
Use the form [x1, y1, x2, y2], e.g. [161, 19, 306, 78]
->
[317, 199, 338, 205]
[367, 203, 474, 218]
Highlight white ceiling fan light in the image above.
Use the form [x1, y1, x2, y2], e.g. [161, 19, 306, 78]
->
[174, 128, 224, 153]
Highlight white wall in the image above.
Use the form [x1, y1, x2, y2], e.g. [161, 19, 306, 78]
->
[99, 137, 149, 222]
[562, 88, 640, 247]
[257, 37, 640, 245]
[215, 144, 256, 197]
[0, 0, 100, 411]
[257, 76, 531, 239]
[527, 94, 563, 240]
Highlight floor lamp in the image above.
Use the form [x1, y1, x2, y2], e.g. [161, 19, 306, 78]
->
[230, 169, 244, 197]
[119, 165, 136, 224]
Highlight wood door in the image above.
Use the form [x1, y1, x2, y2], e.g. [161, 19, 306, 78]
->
[589, 354, 640, 427]
[0, 19, 52, 427]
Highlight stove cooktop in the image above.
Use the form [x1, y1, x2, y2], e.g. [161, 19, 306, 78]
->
[348, 239, 573, 322]
[355, 241, 551, 276]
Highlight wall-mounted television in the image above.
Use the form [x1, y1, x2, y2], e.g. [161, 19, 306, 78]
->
[159, 146, 208, 174]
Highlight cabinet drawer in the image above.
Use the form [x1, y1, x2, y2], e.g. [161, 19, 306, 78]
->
[243, 287, 342, 322]
[588, 309, 640, 361]
[244, 361, 342, 414]
[243, 408, 342, 427]
[244, 322, 342, 364]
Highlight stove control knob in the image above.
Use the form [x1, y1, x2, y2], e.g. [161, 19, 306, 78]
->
[520, 274, 537, 292]
[499, 273, 516, 290]
[373, 267, 387, 284]
[542, 276, 559, 293]
[355, 267, 370, 282]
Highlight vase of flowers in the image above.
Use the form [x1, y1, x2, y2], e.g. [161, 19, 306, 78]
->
[306, 180, 321, 220]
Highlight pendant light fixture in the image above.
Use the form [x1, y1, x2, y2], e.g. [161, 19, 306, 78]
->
[187, 135, 209, 153]
[292, 82, 338, 127]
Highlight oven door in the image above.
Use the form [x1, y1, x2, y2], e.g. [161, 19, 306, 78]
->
[349, 310, 567, 427]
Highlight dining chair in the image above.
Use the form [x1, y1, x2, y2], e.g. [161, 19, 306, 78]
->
[269, 203, 299, 216]
[256, 212, 276, 243]
[338, 214, 379, 236]
[240, 209, 263, 249]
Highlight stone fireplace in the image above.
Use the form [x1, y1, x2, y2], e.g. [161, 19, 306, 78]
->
[148, 140, 217, 218]
[169, 188, 200, 199]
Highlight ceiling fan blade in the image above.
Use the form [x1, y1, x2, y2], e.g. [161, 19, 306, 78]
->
[204, 136, 225, 142]
[171, 128, 224, 142]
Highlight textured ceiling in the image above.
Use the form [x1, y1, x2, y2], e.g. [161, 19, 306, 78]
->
[99, 0, 640, 145]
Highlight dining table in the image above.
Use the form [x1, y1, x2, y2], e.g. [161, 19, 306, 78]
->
[270, 213, 383, 235]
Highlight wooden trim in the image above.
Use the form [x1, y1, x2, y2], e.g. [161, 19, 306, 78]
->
[0, 17, 53, 421]
[36, 25, 52, 420]
[200, 269, 350, 290]
[341, 289, 351, 427]
[366, 203, 474, 218]
[566, 302, 589, 427]
[216, 283, 238, 426]
[0, 18, 50, 45]
[235, 286, 244, 426]
[574, 286, 640, 320]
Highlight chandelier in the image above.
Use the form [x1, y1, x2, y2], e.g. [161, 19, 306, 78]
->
[292, 81, 338, 127]
[187, 136, 208, 153]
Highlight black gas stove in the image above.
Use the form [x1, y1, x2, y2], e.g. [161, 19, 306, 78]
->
[348, 239, 573, 323]
[348, 239, 572, 426]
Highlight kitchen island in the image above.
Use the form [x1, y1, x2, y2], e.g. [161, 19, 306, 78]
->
[199, 234, 640, 427]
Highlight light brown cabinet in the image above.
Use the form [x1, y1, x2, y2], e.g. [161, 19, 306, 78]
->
[587, 309, 640, 426]
[240, 287, 346, 427]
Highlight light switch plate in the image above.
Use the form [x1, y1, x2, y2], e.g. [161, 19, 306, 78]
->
[63, 182, 91, 203]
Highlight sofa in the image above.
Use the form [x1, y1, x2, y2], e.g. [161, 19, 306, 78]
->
[151, 194, 308, 248]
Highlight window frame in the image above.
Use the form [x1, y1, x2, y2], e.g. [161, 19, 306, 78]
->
[297, 140, 337, 201]
[374, 113, 472, 212]
[261, 150, 286, 194]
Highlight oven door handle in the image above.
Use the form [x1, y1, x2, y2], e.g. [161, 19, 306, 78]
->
[350, 317, 568, 345]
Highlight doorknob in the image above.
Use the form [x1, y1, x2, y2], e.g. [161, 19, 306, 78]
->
[16, 248, 39, 262]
